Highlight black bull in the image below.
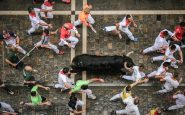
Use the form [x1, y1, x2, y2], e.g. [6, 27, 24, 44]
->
[71, 54, 135, 74]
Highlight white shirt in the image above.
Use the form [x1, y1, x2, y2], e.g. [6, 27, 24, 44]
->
[132, 66, 145, 81]
[173, 94, 185, 105]
[29, 8, 41, 25]
[165, 44, 181, 58]
[58, 69, 72, 86]
[156, 64, 166, 76]
[124, 97, 140, 115]
[154, 29, 172, 47]
[119, 15, 133, 27]
[164, 73, 179, 90]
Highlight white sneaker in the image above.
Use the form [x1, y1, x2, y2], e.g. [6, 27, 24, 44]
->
[88, 95, 96, 99]
[132, 37, 138, 42]
[171, 64, 178, 69]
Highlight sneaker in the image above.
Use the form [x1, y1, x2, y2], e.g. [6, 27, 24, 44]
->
[58, 50, 64, 55]
[181, 45, 185, 48]
[132, 37, 138, 42]
[111, 110, 116, 115]
[171, 64, 178, 69]
[88, 95, 96, 99]
[8, 90, 14, 95]
[151, 58, 154, 63]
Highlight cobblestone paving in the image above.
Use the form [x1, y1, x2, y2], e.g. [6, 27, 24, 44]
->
[0, 0, 185, 115]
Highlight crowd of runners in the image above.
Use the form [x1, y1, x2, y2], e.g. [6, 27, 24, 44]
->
[0, 0, 185, 115]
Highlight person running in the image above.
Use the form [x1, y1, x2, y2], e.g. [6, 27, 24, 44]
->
[68, 93, 85, 114]
[163, 90, 185, 111]
[0, 30, 27, 55]
[74, 4, 96, 33]
[110, 80, 141, 103]
[170, 22, 185, 47]
[40, 0, 55, 19]
[27, 6, 53, 35]
[35, 29, 64, 55]
[54, 67, 74, 91]
[142, 29, 173, 54]
[23, 65, 38, 85]
[152, 44, 183, 68]
[20, 84, 51, 106]
[147, 61, 170, 79]
[5, 44, 25, 70]
[155, 72, 182, 94]
[111, 96, 140, 115]
[104, 15, 138, 41]
[58, 23, 80, 48]
[121, 64, 148, 83]
[69, 78, 104, 99]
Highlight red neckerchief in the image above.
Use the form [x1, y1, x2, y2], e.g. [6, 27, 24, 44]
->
[29, 12, 36, 17]
[126, 19, 131, 26]
[160, 32, 165, 38]
[44, 1, 54, 6]
[60, 70, 65, 75]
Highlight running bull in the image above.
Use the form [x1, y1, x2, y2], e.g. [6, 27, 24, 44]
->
[70, 51, 134, 74]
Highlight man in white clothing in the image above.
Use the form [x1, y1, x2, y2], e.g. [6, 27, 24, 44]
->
[152, 44, 183, 68]
[27, 6, 53, 35]
[1, 30, 27, 55]
[104, 15, 138, 41]
[142, 29, 173, 54]
[121, 64, 148, 83]
[164, 90, 185, 111]
[111, 96, 140, 115]
[35, 29, 64, 55]
[155, 72, 182, 94]
[147, 61, 170, 78]
[54, 67, 74, 91]
[40, 0, 55, 19]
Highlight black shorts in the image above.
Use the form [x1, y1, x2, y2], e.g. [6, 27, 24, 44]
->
[41, 96, 47, 102]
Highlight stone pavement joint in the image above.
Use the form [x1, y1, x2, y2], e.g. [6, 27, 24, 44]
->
[0, 10, 185, 15]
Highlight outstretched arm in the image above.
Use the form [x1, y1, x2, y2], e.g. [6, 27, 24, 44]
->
[88, 78, 104, 83]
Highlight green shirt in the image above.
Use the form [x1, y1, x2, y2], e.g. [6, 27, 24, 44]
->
[71, 80, 90, 92]
[31, 86, 42, 105]
[7, 50, 19, 63]
[23, 69, 32, 80]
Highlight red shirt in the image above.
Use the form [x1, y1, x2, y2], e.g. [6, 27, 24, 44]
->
[44, 1, 54, 7]
[174, 26, 184, 40]
[29, 12, 36, 17]
[60, 23, 74, 39]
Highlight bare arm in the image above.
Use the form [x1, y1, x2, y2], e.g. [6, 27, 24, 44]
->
[37, 84, 50, 90]
[178, 49, 183, 63]
[88, 78, 104, 83]
[5, 59, 16, 67]
[15, 36, 20, 45]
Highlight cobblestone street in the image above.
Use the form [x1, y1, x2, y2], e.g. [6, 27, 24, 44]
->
[0, 0, 185, 115]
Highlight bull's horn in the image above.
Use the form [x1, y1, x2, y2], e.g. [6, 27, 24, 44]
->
[126, 51, 134, 57]
[124, 62, 131, 71]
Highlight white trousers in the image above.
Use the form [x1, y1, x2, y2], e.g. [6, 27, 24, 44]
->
[122, 75, 136, 81]
[104, 26, 135, 41]
[81, 89, 95, 99]
[58, 36, 79, 48]
[74, 14, 95, 26]
[35, 41, 59, 54]
[143, 45, 160, 54]
[168, 104, 184, 110]
[110, 93, 128, 104]
[28, 20, 48, 34]
[40, 4, 53, 19]
[55, 82, 74, 89]
[12, 44, 27, 55]
[147, 71, 157, 78]
[156, 88, 173, 94]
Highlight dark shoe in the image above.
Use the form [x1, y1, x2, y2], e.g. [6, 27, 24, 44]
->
[111, 110, 116, 115]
